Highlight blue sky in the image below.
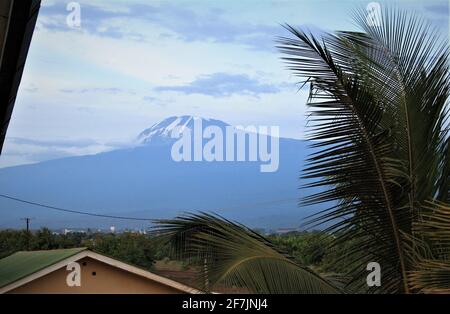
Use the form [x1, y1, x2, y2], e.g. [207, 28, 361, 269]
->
[0, 0, 448, 167]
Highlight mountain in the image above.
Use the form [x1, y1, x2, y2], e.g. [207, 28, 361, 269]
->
[137, 116, 230, 144]
[0, 116, 326, 230]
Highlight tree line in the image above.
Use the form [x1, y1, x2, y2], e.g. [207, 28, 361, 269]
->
[0, 228, 345, 273]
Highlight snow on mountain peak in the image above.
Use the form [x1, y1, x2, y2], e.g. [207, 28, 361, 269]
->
[137, 116, 230, 144]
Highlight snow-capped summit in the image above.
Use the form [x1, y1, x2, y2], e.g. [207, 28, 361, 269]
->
[137, 115, 230, 144]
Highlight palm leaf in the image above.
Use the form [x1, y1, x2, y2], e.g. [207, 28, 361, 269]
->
[407, 202, 450, 293]
[408, 260, 450, 294]
[437, 138, 450, 203]
[278, 6, 449, 293]
[153, 213, 340, 294]
[348, 8, 450, 211]
[278, 24, 410, 293]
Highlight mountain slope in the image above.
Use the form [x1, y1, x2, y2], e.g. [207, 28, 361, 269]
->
[0, 116, 324, 230]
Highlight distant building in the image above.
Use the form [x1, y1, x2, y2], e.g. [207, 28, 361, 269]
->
[0, 248, 201, 294]
[274, 228, 300, 234]
[63, 228, 87, 235]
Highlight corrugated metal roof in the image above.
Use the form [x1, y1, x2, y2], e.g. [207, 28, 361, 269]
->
[0, 247, 87, 288]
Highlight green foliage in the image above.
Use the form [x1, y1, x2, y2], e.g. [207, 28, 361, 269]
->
[0, 230, 33, 258]
[269, 232, 332, 266]
[34, 228, 59, 250]
[86, 233, 156, 269]
[0, 229, 158, 270]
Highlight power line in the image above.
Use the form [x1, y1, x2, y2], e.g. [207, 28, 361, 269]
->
[0, 193, 300, 222]
[0, 194, 153, 221]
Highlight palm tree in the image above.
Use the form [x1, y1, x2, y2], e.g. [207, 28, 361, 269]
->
[154, 7, 450, 294]
[154, 213, 340, 293]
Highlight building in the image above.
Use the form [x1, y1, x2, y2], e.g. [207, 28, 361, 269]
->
[0, 248, 202, 294]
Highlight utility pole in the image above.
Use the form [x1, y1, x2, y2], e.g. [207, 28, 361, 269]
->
[20, 217, 33, 250]
[21, 217, 32, 232]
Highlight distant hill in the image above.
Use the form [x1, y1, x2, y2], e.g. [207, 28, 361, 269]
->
[0, 116, 326, 230]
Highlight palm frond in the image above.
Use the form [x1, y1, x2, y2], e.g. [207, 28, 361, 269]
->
[437, 138, 450, 203]
[349, 8, 450, 210]
[277, 6, 450, 293]
[413, 201, 450, 258]
[153, 213, 340, 294]
[278, 24, 410, 293]
[407, 202, 450, 293]
[408, 260, 450, 294]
